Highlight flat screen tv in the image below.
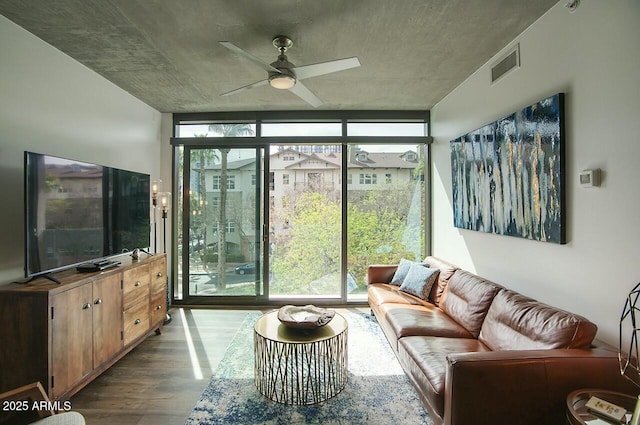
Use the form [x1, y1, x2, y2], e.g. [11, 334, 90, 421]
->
[24, 151, 151, 279]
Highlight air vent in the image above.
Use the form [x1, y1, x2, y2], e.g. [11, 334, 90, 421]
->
[491, 44, 520, 84]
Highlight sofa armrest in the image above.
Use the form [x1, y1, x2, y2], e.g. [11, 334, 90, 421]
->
[444, 348, 637, 425]
[366, 264, 398, 285]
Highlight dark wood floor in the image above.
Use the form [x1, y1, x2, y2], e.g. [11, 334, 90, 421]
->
[71, 308, 256, 425]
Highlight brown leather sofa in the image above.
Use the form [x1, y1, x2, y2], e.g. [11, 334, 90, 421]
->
[367, 256, 636, 425]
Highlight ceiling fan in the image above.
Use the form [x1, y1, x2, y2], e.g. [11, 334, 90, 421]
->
[219, 35, 361, 108]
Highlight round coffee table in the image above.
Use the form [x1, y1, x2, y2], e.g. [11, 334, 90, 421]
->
[566, 389, 637, 424]
[253, 310, 348, 405]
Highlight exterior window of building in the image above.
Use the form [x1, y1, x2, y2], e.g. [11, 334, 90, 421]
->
[252, 174, 256, 185]
[283, 174, 290, 184]
[308, 172, 321, 185]
[385, 173, 392, 184]
[347, 174, 352, 185]
[226, 221, 235, 233]
[359, 173, 377, 185]
[283, 155, 295, 161]
[307, 173, 322, 189]
[212, 175, 236, 190]
[269, 172, 275, 191]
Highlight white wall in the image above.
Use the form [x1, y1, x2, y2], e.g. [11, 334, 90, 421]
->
[430, 0, 640, 345]
[0, 16, 162, 283]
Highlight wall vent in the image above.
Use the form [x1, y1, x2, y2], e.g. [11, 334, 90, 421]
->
[491, 44, 520, 84]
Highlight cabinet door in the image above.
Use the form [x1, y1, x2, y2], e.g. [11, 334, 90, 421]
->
[51, 284, 93, 399]
[92, 274, 123, 365]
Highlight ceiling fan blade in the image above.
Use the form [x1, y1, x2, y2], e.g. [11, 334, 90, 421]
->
[219, 41, 280, 73]
[293, 57, 360, 80]
[288, 81, 323, 108]
[221, 79, 268, 97]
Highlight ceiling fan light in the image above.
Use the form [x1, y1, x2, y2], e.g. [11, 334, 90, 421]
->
[269, 74, 296, 89]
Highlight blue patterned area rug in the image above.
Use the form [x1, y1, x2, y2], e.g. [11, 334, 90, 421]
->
[185, 309, 432, 425]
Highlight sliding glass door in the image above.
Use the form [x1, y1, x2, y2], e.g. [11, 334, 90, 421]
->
[178, 146, 264, 301]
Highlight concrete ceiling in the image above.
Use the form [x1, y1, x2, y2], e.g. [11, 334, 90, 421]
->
[0, 0, 559, 113]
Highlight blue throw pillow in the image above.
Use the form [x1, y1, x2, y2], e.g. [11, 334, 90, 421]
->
[390, 258, 417, 286]
[399, 265, 440, 300]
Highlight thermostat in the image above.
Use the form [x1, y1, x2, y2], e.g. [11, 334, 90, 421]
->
[579, 169, 601, 187]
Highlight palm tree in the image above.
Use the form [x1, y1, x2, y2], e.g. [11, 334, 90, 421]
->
[208, 124, 254, 289]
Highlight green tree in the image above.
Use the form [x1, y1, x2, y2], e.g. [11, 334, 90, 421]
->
[352, 180, 426, 263]
[271, 179, 423, 294]
[347, 198, 418, 288]
[271, 192, 341, 293]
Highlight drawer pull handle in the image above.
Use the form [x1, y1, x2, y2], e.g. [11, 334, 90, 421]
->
[156, 305, 162, 310]
[134, 319, 141, 325]
[94, 298, 103, 305]
[134, 281, 141, 287]
[82, 303, 91, 310]
[156, 272, 163, 278]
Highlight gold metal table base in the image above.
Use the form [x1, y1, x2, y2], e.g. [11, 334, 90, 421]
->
[254, 311, 348, 405]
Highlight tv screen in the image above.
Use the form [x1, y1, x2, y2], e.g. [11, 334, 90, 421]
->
[24, 152, 150, 278]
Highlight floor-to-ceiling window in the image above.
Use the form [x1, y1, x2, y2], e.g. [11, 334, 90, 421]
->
[268, 143, 343, 300]
[171, 112, 430, 305]
[185, 146, 263, 299]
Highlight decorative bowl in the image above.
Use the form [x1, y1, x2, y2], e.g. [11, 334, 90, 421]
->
[277, 305, 336, 329]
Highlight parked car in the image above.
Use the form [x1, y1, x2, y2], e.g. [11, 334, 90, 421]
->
[235, 263, 256, 275]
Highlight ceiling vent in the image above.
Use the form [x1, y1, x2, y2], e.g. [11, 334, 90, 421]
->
[491, 44, 520, 84]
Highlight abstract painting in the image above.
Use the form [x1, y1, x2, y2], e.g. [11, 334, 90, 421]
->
[450, 93, 565, 243]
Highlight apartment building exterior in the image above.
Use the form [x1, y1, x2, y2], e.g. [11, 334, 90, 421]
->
[200, 146, 421, 261]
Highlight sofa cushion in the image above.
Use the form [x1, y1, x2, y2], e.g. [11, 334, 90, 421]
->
[399, 265, 440, 300]
[423, 256, 459, 306]
[439, 270, 503, 338]
[398, 336, 491, 420]
[368, 283, 426, 307]
[390, 258, 428, 286]
[381, 303, 474, 339]
[479, 289, 598, 350]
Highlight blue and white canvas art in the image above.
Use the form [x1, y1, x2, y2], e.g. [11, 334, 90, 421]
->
[450, 93, 565, 243]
